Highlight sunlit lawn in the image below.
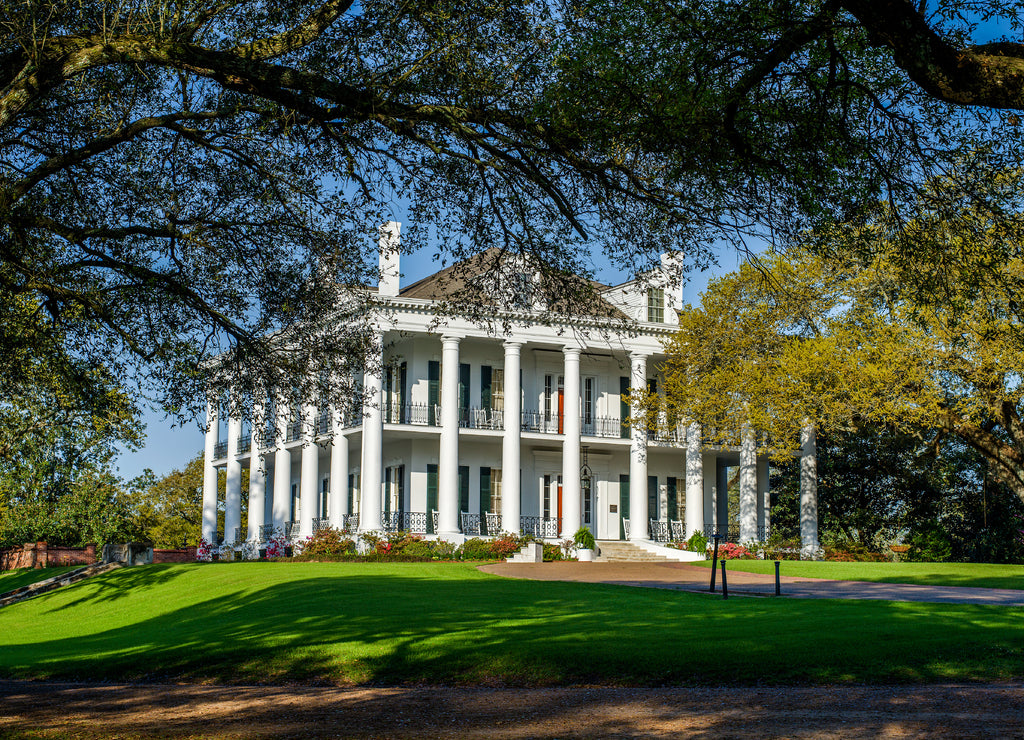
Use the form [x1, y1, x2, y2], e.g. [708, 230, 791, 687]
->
[0, 567, 77, 594]
[0, 561, 1021, 686]
[692, 560, 1024, 590]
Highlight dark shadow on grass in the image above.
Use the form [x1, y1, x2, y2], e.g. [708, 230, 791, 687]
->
[46, 564, 192, 611]
[1, 563, 1022, 687]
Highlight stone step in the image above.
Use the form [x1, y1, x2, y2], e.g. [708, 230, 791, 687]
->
[593, 541, 673, 563]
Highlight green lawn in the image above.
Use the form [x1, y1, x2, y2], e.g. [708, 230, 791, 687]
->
[0, 561, 1021, 686]
[0, 567, 77, 594]
[692, 560, 1024, 589]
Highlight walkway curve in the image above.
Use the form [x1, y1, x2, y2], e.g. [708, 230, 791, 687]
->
[478, 561, 1024, 606]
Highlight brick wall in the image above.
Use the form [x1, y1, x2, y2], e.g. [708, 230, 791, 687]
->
[0, 542, 97, 570]
[153, 547, 197, 563]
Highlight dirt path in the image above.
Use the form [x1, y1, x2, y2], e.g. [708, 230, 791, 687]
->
[479, 561, 1024, 605]
[2, 681, 1023, 738]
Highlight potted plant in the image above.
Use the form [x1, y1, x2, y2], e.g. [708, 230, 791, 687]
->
[573, 527, 596, 562]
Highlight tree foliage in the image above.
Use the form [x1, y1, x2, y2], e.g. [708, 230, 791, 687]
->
[0, 0, 700, 421]
[551, 0, 1024, 251]
[130, 455, 246, 547]
[661, 169, 1024, 504]
[769, 427, 1024, 562]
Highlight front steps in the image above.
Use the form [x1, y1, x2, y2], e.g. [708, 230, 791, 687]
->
[594, 540, 675, 563]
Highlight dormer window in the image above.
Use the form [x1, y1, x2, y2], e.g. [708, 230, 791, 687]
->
[647, 287, 665, 323]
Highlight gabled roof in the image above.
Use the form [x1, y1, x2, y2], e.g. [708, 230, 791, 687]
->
[398, 247, 627, 320]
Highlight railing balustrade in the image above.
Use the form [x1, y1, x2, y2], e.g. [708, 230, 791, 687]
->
[316, 414, 331, 436]
[519, 515, 559, 538]
[312, 518, 330, 534]
[258, 524, 276, 542]
[670, 519, 685, 541]
[484, 512, 502, 536]
[284, 520, 297, 539]
[285, 421, 302, 442]
[649, 520, 670, 543]
[239, 433, 252, 452]
[460, 511, 482, 535]
[520, 410, 561, 434]
[213, 441, 227, 459]
[582, 416, 624, 438]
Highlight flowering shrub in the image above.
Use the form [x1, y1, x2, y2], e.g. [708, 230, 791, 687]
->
[196, 538, 214, 562]
[218, 543, 235, 561]
[264, 531, 287, 559]
[716, 542, 754, 560]
[300, 527, 355, 558]
[490, 532, 525, 559]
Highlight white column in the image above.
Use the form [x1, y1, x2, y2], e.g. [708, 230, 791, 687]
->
[247, 398, 267, 541]
[703, 453, 716, 533]
[757, 456, 770, 539]
[684, 422, 703, 539]
[501, 341, 522, 534]
[438, 335, 461, 537]
[329, 403, 349, 530]
[739, 425, 757, 543]
[800, 423, 819, 553]
[360, 334, 384, 531]
[224, 408, 243, 545]
[201, 397, 219, 544]
[299, 401, 319, 538]
[628, 352, 648, 541]
[561, 346, 582, 537]
[272, 392, 292, 533]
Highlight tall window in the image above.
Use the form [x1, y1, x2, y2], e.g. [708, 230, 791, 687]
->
[543, 474, 552, 518]
[492, 369, 504, 411]
[544, 375, 553, 421]
[490, 468, 503, 513]
[583, 377, 595, 426]
[647, 287, 665, 323]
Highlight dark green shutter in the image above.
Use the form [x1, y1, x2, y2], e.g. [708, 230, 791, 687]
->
[458, 465, 470, 513]
[383, 468, 390, 516]
[619, 474, 629, 540]
[428, 361, 439, 424]
[481, 366, 492, 409]
[347, 473, 355, 516]
[397, 465, 405, 514]
[426, 464, 438, 533]
[620, 376, 630, 438]
[648, 475, 658, 520]
[479, 467, 491, 530]
[647, 378, 657, 394]
[667, 477, 678, 521]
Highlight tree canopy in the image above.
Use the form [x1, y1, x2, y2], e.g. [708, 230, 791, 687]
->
[660, 169, 1024, 503]
[3, 0, 1024, 422]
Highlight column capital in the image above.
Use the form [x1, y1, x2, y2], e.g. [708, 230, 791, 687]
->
[629, 350, 649, 362]
[503, 339, 523, 353]
[563, 344, 582, 357]
[440, 333, 463, 348]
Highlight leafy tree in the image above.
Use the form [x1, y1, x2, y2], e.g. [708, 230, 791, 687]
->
[551, 0, 1024, 252]
[768, 426, 1024, 561]
[0, 0, 696, 420]
[0, 358, 145, 547]
[661, 170, 1024, 505]
[131, 455, 248, 547]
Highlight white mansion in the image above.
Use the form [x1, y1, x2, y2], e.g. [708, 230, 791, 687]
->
[201, 224, 820, 552]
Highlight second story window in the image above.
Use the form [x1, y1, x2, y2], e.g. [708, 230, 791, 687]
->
[647, 287, 665, 323]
